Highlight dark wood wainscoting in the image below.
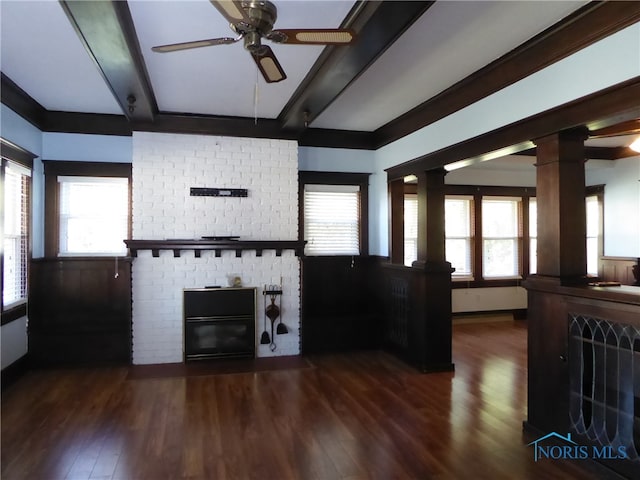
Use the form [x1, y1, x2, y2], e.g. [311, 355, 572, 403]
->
[599, 256, 638, 285]
[29, 258, 132, 366]
[301, 256, 384, 354]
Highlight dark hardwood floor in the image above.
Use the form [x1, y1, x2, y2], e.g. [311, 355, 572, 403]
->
[1, 321, 624, 479]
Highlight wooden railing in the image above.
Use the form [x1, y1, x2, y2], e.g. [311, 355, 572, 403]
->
[379, 262, 454, 372]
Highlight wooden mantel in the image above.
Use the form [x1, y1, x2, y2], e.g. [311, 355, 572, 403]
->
[124, 239, 306, 258]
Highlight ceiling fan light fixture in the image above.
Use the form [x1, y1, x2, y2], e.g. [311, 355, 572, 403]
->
[244, 31, 263, 53]
[630, 137, 640, 153]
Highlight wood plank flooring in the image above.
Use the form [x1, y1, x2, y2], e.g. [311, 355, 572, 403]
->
[1, 321, 625, 479]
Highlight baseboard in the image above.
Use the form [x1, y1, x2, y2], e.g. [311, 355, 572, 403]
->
[453, 311, 513, 324]
[1, 353, 30, 390]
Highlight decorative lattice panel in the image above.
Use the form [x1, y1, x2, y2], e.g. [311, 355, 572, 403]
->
[387, 277, 409, 348]
[569, 313, 640, 463]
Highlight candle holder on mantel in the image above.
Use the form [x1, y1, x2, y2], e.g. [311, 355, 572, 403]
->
[263, 283, 286, 352]
[633, 258, 640, 286]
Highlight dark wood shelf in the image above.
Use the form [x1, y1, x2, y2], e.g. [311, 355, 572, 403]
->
[124, 239, 305, 258]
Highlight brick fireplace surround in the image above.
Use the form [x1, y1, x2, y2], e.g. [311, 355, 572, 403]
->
[131, 132, 300, 364]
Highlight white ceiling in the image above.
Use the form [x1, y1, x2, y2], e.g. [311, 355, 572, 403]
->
[0, 0, 122, 114]
[313, 0, 587, 131]
[0, 0, 593, 132]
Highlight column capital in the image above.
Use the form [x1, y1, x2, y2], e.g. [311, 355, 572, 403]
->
[533, 126, 589, 147]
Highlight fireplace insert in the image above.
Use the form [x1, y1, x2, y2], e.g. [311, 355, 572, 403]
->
[183, 287, 256, 360]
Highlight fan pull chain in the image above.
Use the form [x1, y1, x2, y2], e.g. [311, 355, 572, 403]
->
[254, 65, 259, 125]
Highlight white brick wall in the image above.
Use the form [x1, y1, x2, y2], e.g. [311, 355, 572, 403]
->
[131, 132, 300, 364]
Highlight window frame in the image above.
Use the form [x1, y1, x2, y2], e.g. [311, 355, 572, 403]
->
[1, 138, 35, 326]
[445, 194, 474, 279]
[481, 196, 523, 280]
[403, 193, 418, 266]
[585, 185, 604, 276]
[43, 161, 132, 258]
[299, 171, 369, 257]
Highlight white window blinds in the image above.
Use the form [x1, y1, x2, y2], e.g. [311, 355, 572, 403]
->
[586, 195, 600, 276]
[404, 194, 418, 266]
[529, 198, 537, 275]
[304, 184, 360, 255]
[445, 196, 473, 277]
[3, 161, 30, 307]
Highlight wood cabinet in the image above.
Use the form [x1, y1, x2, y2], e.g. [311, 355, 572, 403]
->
[183, 287, 256, 361]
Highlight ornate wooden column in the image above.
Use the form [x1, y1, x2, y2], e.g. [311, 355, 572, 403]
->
[524, 127, 588, 434]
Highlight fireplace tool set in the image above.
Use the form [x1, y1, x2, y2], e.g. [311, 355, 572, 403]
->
[260, 282, 287, 351]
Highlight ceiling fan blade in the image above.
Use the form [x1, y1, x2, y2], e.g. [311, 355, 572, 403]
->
[210, 0, 251, 25]
[267, 29, 355, 45]
[152, 37, 238, 53]
[251, 46, 287, 83]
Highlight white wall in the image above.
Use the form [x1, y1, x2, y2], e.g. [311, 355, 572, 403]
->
[588, 155, 640, 257]
[131, 132, 300, 364]
[42, 132, 132, 163]
[452, 286, 527, 313]
[298, 146, 375, 173]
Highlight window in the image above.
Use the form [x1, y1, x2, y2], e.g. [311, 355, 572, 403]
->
[528, 192, 602, 276]
[529, 198, 537, 275]
[2, 161, 30, 308]
[1, 138, 34, 323]
[43, 161, 131, 258]
[446, 196, 473, 278]
[395, 184, 600, 285]
[58, 176, 128, 256]
[304, 185, 360, 255]
[585, 195, 600, 276]
[300, 172, 369, 257]
[404, 194, 418, 266]
[482, 197, 521, 278]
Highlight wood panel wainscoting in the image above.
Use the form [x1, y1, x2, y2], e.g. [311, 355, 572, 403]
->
[1, 321, 623, 479]
[599, 256, 639, 286]
[301, 256, 383, 354]
[29, 257, 132, 366]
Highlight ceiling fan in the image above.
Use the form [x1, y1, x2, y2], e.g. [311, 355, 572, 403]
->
[151, 0, 356, 83]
